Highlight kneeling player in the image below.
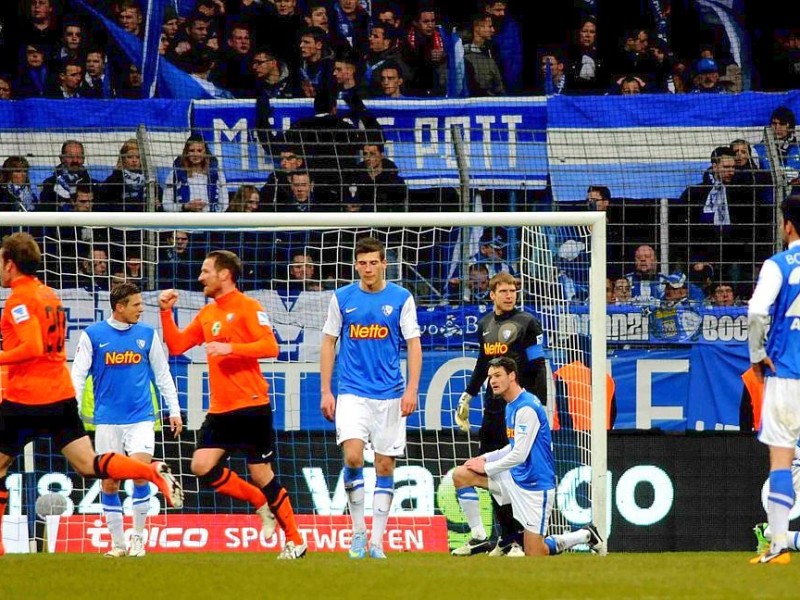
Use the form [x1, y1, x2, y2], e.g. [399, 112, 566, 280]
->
[754, 441, 800, 555]
[451, 357, 605, 557]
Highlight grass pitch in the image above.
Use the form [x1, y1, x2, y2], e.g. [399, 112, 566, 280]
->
[0, 552, 797, 600]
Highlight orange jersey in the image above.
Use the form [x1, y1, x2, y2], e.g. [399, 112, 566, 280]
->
[0, 276, 75, 405]
[161, 289, 279, 414]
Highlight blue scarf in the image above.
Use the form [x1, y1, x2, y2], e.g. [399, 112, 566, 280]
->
[333, 2, 354, 44]
[172, 157, 220, 210]
[53, 165, 89, 201]
[6, 184, 37, 211]
[121, 169, 145, 208]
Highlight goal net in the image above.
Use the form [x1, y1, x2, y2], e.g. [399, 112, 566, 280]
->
[0, 211, 606, 555]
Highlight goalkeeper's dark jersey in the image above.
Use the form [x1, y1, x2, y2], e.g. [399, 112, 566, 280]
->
[465, 308, 547, 416]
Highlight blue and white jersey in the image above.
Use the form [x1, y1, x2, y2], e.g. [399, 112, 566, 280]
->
[322, 282, 420, 399]
[484, 389, 556, 492]
[71, 318, 180, 425]
[749, 240, 800, 379]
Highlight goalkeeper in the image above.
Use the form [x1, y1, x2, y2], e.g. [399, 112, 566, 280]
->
[454, 271, 548, 556]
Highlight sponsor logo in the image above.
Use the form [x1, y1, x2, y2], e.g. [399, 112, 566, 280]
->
[99, 342, 110, 348]
[104, 351, 143, 365]
[506, 427, 514, 439]
[349, 324, 389, 339]
[211, 321, 222, 336]
[11, 304, 29, 324]
[483, 342, 508, 355]
[256, 311, 271, 327]
[345, 307, 358, 314]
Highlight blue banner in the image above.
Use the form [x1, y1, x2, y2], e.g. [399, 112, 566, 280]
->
[191, 98, 548, 189]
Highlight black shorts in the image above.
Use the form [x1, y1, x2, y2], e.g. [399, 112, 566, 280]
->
[196, 404, 275, 464]
[479, 409, 508, 455]
[0, 399, 87, 458]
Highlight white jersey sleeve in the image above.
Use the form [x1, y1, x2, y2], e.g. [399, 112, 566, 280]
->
[149, 330, 180, 418]
[322, 293, 343, 338]
[484, 406, 539, 477]
[399, 294, 421, 340]
[70, 331, 94, 407]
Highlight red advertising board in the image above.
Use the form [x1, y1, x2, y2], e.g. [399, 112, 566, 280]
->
[51, 514, 449, 553]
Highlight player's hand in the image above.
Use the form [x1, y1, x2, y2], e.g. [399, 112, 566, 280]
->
[464, 456, 486, 475]
[320, 391, 336, 422]
[455, 392, 472, 432]
[401, 390, 417, 417]
[159, 289, 179, 311]
[753, 357, 776, 382]
[169, 415, 183, 438]
[205, 342, 233, 356]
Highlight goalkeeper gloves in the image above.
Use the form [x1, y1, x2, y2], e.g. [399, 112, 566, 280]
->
[455, 392, 472, 432]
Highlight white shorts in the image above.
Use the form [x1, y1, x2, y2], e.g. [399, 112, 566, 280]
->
[488, 469, 554, 536]
[335, 394, 406, 456]
[758, 377, 800, 448]
[94, 421, 156, 457]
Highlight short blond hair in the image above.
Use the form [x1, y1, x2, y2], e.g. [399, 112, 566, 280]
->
[489, 271, 516, 292]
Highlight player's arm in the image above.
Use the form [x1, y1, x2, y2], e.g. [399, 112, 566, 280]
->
[400, 295, 422, 417]
[70, 331, 94, 405]
[149, 330, 183, 437]
[482, 407, 539, 476]
[0, 303, 44, 365]
[218, 304, 279, 358]
[521, 320, 548, 403]
[158, 289, 205, 355]
[748, 259, 782, 380]
[320, 294, 343, 422]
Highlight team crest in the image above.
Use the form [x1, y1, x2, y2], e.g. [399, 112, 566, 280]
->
[502, 329, 512, 341]
[211, 321, 222, 336]
[136, 339, 146, 349]
[227, 313, 234, 322]
[382, 305, 393, 316]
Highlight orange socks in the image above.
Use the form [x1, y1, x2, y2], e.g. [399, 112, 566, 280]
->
[209, 467, 267, 508]
[94, 453, 153, 481]
[263, 478, 302, 544]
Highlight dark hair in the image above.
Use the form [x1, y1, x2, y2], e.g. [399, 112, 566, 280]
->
[487, 356, 519, 377]
[74, 181, 93, 196]
[771, 106, 796, 129]
[299, 26, 327, 45]
[587, 185, 611, 201]
[1, 156, 30, 184]
[710, 146, 736, 163]
[1, 231, 41, 275]
[60, 139, 84, 155]
[58, 57, 84, 74]
[355, 236, 385, 260]
[379, 61, 402, 78]
[471, 12, 492, 28]
[781, 195, 800, 232]
[207, 249, 241, 283]
[110, 281, 141, 309]
[85, 46, 106, 58]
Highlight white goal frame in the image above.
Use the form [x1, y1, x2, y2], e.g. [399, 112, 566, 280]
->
[3, 210, 608, 544]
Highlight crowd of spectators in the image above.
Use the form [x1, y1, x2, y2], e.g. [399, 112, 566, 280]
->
[0, 0, 795, 101]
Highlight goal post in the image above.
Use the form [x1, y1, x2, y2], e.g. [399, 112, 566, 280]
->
[0, 210, 607, 554]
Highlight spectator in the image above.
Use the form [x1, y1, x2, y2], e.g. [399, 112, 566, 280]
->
[689, 58, 730, 94]
[538, 51, 566, 95]
[625, 244, 665, 304]
[463, 13, 505, 97]
[605, 277, 615, 305]
[116, 63, 143, 98]
[272, 170, 328, 211]
[160, 5, 180, 54]
[763, 28, 800, 92]
[612, 28, 657, 84]
[295, 26, 334, 98]
[481, 0, 522, 94]
[566, 15, 608, 94]
[362, 22, 407, 97]
[40, 139, 93, 211]
[257, 0, 304, 68]
[755, 106, 800, 189]
[374, 2, 403, 30]
[216, 21, 255, 97]
[284, 251, 323, 292]
[249, 48, 291, 99]
[101, 139, 160, 212]
[187, 47, 235, 98]
[227, 184, 261, 212]
[586, 185, 625, 275]
[709, 282, 736, 307]
[168, 13, 218, 72]
[260, 144, 304, 208]
[113, 0, 144, 39]
[333, 48, 360, 102]
[80, 48, 114, 98]
[15, 42, 51, 98]
[696, 43, 741, 93]
[0, 156, 38, 212]
[348, 143, 407, 211]
[613, 277, 632, 304]
[403, 6, 448, 97]
[163, 135, 228, 212]
[0, 75, 11, 100]
[467, 262, 491, 303]
[473, 234, 515, 278]
[616, 74, 645, 95]
[330, 0, 369, 55]
[158, 230, 198, 289]
[21, 0, 60, 59]
[78, 247, 111, 291]
[54, 20, 86, 64]
[377, 62, 404, 98]
[110, 250, 143, 288]
[660, 272, 691, 307]
[649, 39, 675, 93]
[46, 57, 85, 99]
